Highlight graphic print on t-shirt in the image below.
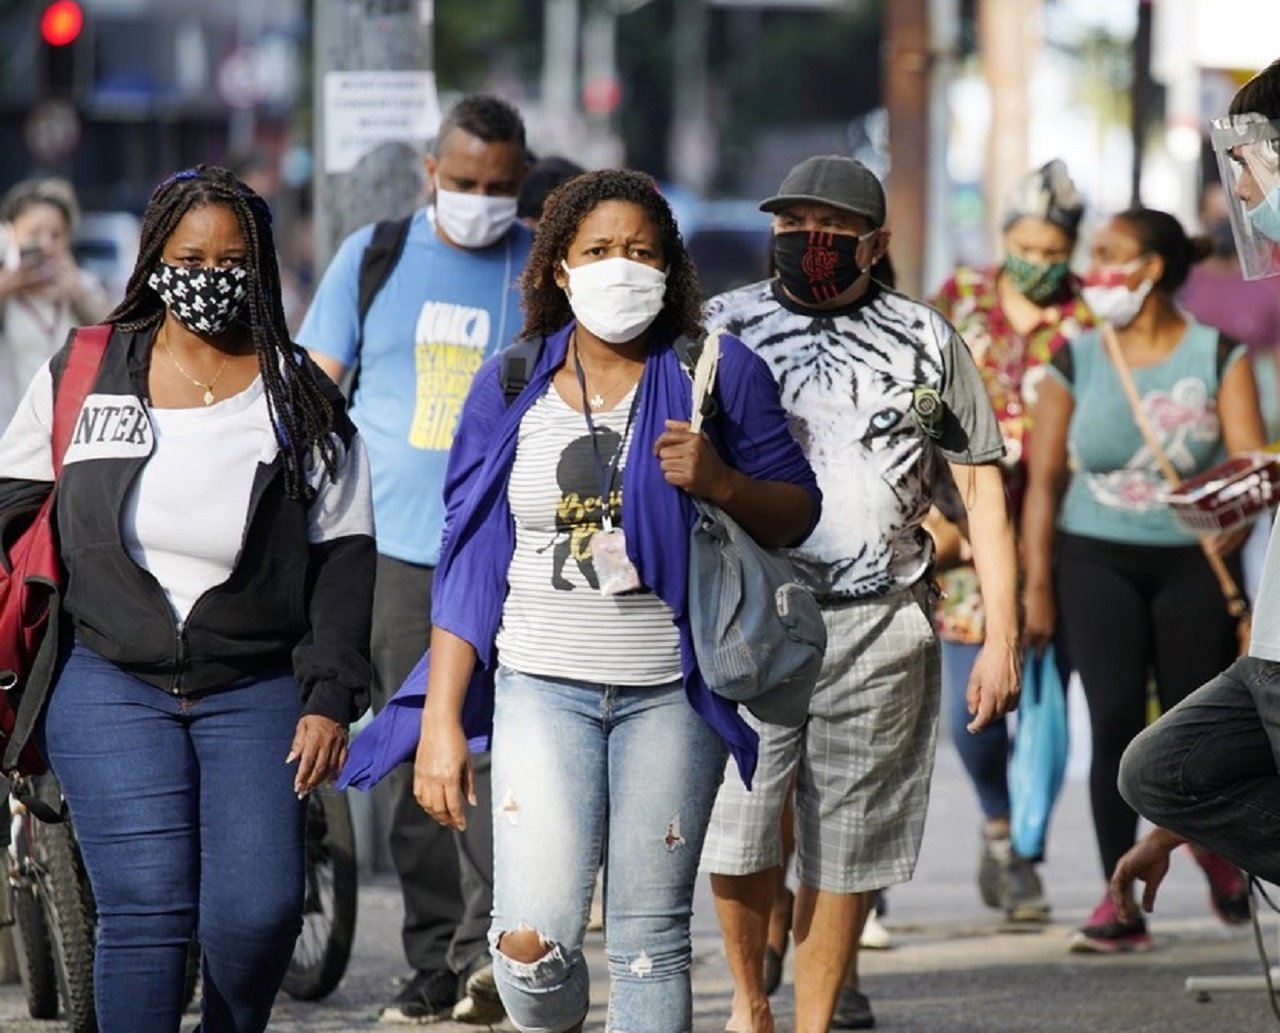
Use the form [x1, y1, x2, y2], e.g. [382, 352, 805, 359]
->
[549, 426, 623, 591]
[409, 301, 492, 450]
[705, 279, 1004, 599]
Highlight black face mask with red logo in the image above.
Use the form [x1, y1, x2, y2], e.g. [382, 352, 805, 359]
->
[773, 229, 868, 304]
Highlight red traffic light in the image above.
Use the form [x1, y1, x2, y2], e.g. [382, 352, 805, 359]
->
[40, 1, 83, 47]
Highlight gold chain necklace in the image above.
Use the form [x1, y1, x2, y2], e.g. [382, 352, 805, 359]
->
[159, 332, 231, 406]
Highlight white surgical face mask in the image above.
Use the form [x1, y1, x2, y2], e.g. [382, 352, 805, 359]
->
[433, 183, 518, 249]
[1081, 256, 1154, 328]
[561, 257, 669, 344]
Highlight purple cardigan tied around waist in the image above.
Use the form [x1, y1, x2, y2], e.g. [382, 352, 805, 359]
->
[338, 322, 821, 792]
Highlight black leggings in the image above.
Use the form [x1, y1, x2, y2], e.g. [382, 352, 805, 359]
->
[1056, 532, 1238, 880]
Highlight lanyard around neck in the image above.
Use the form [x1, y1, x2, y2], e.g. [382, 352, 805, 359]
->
[573, 344, 642, 531]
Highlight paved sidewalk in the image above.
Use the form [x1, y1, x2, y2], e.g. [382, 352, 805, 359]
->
[2, 736, 1277, 1030]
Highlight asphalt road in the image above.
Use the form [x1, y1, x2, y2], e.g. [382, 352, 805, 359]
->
[2, 682, 1277, 1031]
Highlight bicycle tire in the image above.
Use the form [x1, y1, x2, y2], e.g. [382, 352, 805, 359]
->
[37, 822, 97, 1033]
[281, 787, 357, 1001]
[10, 882, 58, 1019]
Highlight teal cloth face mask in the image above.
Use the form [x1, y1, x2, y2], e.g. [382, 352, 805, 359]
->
[1247, 187, 1280, 244]
[1002, 255, 1072, 304]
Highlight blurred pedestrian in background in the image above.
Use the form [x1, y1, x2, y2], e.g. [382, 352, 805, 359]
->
[300, 93, 531, 1025]
[929, 159, 1094, 924]
[409, 168, 819, 1033]
[701, 155, 1019, 1033]
[0, 178, 110, 428]
[1023, 206, 1265, 953]
[518, 155, 586, 229]
[0, 164, 373, 1032]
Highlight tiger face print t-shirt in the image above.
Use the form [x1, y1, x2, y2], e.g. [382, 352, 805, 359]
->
[705, 278, 1004, 601]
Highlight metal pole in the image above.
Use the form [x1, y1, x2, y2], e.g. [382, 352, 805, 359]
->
[542, 0, 580, 129]
[1130, 0, 1156, 208]
[884, 0, 930, 298]
[670, 0, 713, 193]
[978, 0, 1040, 257]
[924, 0, 959, 296]
[312, 0, 435, 273]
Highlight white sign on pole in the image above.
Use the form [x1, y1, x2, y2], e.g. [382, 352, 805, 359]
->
[323, 70, 441, 174]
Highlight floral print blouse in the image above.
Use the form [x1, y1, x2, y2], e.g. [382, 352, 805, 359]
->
[930, 266, 1095, 644]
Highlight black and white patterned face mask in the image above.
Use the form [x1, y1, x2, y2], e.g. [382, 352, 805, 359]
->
[147, 261, 249, 336]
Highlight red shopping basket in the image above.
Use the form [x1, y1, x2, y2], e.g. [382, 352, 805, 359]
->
[1160, 451, 1280, 535]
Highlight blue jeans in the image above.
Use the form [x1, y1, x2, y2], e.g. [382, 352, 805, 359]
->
[488, 668, 727, 1033]
[1120, 655, 1280, 884]
[942, 640, 1010, 821]
[39, 643, 305, 1033]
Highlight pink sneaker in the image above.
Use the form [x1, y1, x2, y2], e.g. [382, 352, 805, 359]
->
[1068, 894, 1153, 954]
[1189, 844, 1251, 926]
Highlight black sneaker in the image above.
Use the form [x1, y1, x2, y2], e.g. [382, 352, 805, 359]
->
[379, 968, 457, 1024]
[831, 987, 875, 1029]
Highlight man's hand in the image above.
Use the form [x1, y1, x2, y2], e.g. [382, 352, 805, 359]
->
[1109, 828, 1185, 923]
[287, 715, 349, 797]
[653, 420, 734, 501]
[965, 636, 1021, 733]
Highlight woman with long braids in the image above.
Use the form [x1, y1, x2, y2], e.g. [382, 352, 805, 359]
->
[0, 164, 375, 1031]
[393, 169, 820, 1032]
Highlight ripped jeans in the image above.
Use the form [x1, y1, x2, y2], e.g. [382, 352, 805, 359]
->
[489, 667, 727, 1033]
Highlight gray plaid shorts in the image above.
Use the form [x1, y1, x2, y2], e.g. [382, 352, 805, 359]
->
[700, 581, 942, 894]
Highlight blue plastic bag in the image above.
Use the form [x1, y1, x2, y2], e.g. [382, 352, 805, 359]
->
[1009, 647, 1069, 861]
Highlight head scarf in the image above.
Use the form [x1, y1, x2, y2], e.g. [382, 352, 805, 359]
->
[1002, 159, 1084, 239]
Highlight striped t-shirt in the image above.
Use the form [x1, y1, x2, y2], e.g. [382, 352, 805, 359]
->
[495, 382, 682, 685]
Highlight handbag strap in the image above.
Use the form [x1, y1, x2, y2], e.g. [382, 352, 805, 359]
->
[688, 327, 722, 435]
[51, 325, 112, 480]
[1099, 322, 1249, 618]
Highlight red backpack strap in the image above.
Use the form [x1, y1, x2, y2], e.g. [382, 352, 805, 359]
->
[50, 325, 112, 479]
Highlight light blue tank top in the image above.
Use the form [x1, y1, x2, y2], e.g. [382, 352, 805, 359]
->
[1049, 321, 1242, 546]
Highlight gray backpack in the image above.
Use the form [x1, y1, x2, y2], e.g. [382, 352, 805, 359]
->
[685, 332, 826, 727]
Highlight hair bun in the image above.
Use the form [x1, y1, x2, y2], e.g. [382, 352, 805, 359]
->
[1188, 234, 1215, 264]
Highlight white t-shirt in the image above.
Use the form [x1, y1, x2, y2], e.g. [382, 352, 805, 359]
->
[121, 378, 272, 622]
[496, 383, 682, 685]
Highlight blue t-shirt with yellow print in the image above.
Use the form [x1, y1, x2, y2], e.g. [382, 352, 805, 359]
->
[299, 207, 532, 565]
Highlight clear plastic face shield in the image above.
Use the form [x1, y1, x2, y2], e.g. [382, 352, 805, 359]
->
[1211, 113, 1280, 280]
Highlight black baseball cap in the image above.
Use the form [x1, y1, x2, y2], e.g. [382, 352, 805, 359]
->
[759, 155, 886, 228]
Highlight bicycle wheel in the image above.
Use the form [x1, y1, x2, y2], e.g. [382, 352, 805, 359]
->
[37, 822, 97, 1033]
[10, 881, 58, 1019]
[281, 787, 357, 1001]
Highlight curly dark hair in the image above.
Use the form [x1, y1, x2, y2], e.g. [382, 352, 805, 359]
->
[519, 169, 703, 341]
[108, 164, 337, 502]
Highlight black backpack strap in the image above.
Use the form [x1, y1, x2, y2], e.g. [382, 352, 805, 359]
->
[350, 215, 413, 396]
[499, 337, 546, 408]
[358, 216, 414, 331]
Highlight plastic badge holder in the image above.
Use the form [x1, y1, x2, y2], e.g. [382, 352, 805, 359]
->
[1160, 450, 1280, 535]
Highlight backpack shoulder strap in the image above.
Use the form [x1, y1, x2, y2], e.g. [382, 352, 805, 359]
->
[499, 337, 546, 409]
[357, 215, 414, 336]
[51, 325, 111, 478]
